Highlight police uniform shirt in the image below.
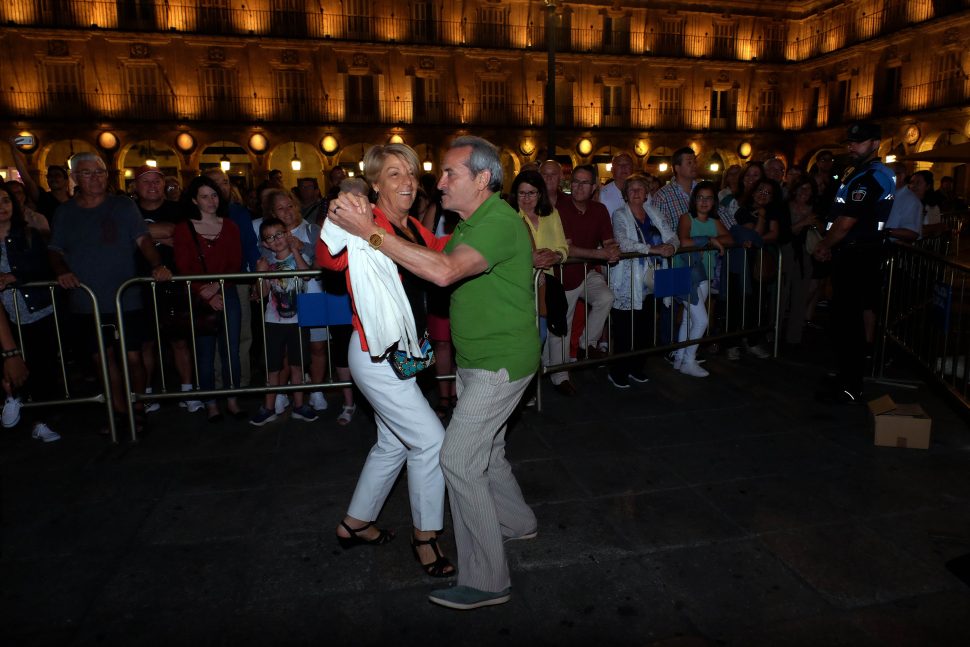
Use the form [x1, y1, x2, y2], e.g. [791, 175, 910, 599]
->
[831, 159, 895, 244]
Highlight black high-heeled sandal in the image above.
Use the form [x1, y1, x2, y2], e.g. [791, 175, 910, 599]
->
[337, 521, 394, 550]
[411, 534, 455, 578]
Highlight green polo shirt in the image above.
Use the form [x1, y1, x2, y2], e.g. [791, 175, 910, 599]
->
[444, 192, 540, 381]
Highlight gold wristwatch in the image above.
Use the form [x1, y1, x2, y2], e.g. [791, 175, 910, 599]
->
[368, 229, 385, 250]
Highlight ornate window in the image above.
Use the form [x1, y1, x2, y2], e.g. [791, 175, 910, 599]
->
[274, 69, 309, 120]
[480, 79, 508, 122]
[410, 1, 440, 43]
[346, 74, 378, 120]
[658, 85, 682, 128]
[712, 21, 736, 59]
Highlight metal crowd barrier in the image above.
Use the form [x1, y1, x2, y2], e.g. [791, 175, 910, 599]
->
[878, 242, 970, 413]
[534, 244, 783, 411]
[115, 269, 367, 442]
[11, 282, 118, 441]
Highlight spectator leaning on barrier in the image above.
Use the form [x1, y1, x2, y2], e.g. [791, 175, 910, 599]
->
[547, 164, 620, 397]
[813, 122, 895, 405]
[48, 152, 172, 433]
[607, 174, 676, 389]
[883, 163, 921, 243]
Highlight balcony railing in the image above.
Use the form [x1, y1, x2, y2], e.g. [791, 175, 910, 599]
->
[4, 1, 967, 63]
[3, 84, 966, 131]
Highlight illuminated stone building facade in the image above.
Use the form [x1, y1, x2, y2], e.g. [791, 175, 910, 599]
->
[0, 0, 967, 192]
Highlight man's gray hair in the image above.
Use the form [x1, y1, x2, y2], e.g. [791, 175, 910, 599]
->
[450, 135, 503, 193]
[69, 152, 106, 171]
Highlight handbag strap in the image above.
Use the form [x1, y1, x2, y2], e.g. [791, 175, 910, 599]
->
[187, 221, 210, 274]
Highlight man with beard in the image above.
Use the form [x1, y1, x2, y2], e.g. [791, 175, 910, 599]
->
[813, 123, 895, 404]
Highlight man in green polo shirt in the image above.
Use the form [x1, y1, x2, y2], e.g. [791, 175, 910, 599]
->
[328, 135, 539, 610]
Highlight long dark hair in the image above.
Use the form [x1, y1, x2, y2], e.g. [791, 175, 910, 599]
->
[0, 184, 27, 232]
[736, 161, 765, 208]
[788, 177, 818, 206]
[179, 175, 228, 221]
[510, 170, 553, 217]
[688, 181, 719, 218]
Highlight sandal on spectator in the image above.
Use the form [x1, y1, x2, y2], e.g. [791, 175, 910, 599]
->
[411, 534, 455, 578]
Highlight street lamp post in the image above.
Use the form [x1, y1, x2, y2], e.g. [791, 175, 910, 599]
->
[545, 1, 557, 159]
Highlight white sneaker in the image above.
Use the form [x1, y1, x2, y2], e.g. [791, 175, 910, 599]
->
[31, 422, 60, 442]
[144, 401, 161, 413]
[726, 347, 741, 361]
[309, 391, 328, 412]
[182, 400, 204, 413]
[746, 344, 771, 359]
[275, 393, 290, 415]
[672, 356, 683, 371]
[679, 360, 710, 378]
[2, 397, 22, 428]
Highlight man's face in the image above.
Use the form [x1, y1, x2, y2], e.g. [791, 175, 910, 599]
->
[205, 171, 232, 200]
[269, 170, 283, 186]
[909, 174, 928, 200]
[437, 146, 482, 218]
[674, 154, 697, 182]
[133, 173, 164, 204]
[540, 162, 562, 197]
[570, 169, 595, 205]
[47, 169, 68, 191]
[329, 167, 346, 188]
[298, 180, 318, 203]
[816, 153, 834, 171]
[611, 154, 634, 184]
[847, 139, 879, 162]
[72, 160, 108, 198]
[764, 160, 785, 182]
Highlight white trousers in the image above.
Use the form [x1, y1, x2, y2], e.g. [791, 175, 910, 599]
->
[543, 269, 614, 385]
[345, 331, 446, 530]
[674, 280, 710, 363]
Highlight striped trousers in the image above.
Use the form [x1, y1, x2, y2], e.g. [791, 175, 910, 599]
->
[440, 367, 536, 593]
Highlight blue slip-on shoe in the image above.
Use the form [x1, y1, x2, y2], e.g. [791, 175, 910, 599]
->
[428, 585, 511, 610]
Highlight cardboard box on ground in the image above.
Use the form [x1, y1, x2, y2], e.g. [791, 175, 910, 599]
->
[868, 395, 933, 449]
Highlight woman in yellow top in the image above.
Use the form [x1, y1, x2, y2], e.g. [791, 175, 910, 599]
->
[509, 170, 569, 345]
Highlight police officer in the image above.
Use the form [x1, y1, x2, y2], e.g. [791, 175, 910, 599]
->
[813, 122, 895, 404]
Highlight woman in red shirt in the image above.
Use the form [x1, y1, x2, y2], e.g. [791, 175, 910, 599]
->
[174, 176, 244, 423]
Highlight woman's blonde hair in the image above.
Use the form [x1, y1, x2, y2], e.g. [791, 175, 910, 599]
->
[260, 187, 297, 218]
[363, 143, 420, 186]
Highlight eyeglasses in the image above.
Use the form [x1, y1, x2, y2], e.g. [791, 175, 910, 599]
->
[517, 190, 538, 198]
[76, 169, 107, 179]
[263, 231, 286, 243]
[571, 180, 594, 186]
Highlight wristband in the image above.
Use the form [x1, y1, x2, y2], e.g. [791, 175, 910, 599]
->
[1, 348, 22, 359]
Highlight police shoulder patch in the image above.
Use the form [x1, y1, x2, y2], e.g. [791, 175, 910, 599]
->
[850, 187, 867, 202]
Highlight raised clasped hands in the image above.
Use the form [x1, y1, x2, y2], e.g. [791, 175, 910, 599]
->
[603, 242, 621, 264]
[328, 191, 375, 239]
[652, 243, 675, 258]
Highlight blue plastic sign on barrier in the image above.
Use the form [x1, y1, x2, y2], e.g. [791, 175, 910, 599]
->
[653, 266, 692, 298]
[932, 281, 952, 333]
[297, 292, 353, 327]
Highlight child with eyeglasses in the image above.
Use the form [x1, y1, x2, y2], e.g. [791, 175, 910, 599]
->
[250, 217, 316, 426]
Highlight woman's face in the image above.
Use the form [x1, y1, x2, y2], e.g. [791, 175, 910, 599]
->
[272, 194, 299, 229]
[694, 189, 716, 215]
[794, 183, 813, 205]
[624, 181, 647, 207]
[753, 182, 774, 207]
[516, 182, 541, 212]
[742, 167, 763, 190]
[193, 185, 220, 216]
[0, 189, 13, 222]
[374, 154, 416, 216]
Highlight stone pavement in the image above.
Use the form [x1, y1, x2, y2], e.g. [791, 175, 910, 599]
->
[2, 330, 970, 646]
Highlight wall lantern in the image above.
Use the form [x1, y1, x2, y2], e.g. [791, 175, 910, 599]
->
[97, 131, 119, 151]
[175, 132, 196, 153]
[321, 135, 339, 155]
[290, 142, 302, 171]
[249, 133, 268, 154]
[389, 133, 404, 145]
[577, 138, 593, 156]
[634, 140, 648, 157]
[519, 138, 536, 156]
[737, 142, 752, 159]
